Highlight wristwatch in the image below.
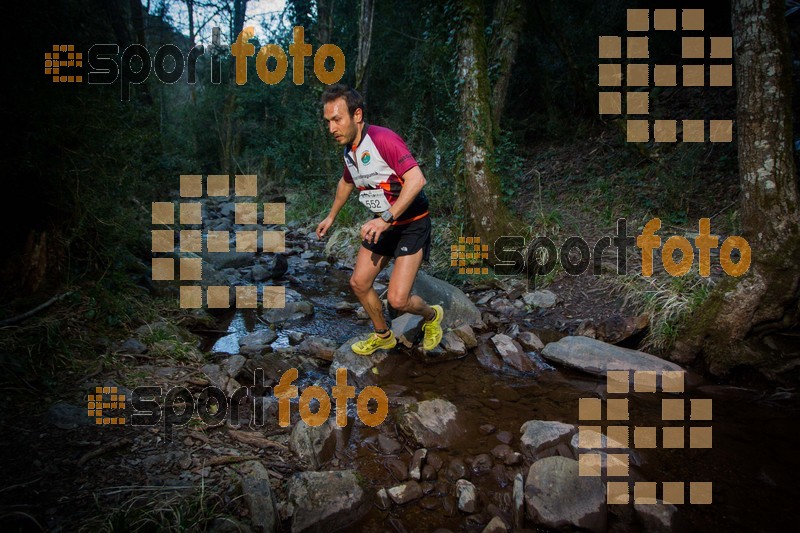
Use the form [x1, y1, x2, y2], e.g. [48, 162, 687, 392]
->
[381, 210, 395, 223]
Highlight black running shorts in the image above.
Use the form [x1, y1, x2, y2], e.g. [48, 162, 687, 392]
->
[362, 216, 431, 260]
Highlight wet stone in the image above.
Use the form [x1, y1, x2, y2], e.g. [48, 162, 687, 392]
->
[520, 420, 575, 460]
[517, 331, 545, 351]
[427, 452, 444, 471]
[634, 500, 677, 532]
[288, 470, 369, 532]
[482, 516, 508, 533]
[376, 488, 392, 510]
[386, 458, 408, 481]
[451, 324, 478, 348]
[441, 331, 467, 356]
[387, 480, 423, 505]
[524, 457, 606, 532]
[396, 398, 463, 449]
[479, 424, 497, 436]
[446, 458, 468, 481]
[410, 448, 427, 480]
[496, 430, 513, 444]
[457, 479, 478, 513]
[476, 343, 504, 371]
[491, 444, 513, 462]
[287, 331, 305, 345]
[472, 454, 494, 476]
[491, 464, 509, 487]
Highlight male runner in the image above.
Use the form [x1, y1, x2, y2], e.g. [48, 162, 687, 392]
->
[315, 84, 444, 355]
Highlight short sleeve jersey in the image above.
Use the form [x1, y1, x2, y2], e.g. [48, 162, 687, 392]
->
[342, 124, 429, 223]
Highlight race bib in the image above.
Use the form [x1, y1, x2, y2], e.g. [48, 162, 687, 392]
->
[359, 189, 391, 213]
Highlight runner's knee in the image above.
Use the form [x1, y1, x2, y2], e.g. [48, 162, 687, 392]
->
[387, 292, 409, 311]
[350, 275, 370, 295]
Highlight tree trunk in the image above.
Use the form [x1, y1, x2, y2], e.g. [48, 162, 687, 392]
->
[231, 0, 248, 44]
[682, 0, 800, 381]
[129, 0, 146, 46]
[355, 0, 375, 95]
[316, 0, 333, 45]
[456, 0, 514, 245]
[489, 0, 524, 135]
[186, 0, 195, 47]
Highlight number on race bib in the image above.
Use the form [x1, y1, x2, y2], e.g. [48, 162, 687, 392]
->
[359, 189, 391, 213]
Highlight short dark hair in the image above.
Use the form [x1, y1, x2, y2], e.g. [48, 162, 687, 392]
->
[321, 84, 365, 117]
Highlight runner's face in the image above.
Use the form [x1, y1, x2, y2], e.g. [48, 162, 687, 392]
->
[323, 98, 359, 146]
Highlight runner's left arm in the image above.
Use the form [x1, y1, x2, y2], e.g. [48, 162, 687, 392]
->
[386, 166, 426, 220]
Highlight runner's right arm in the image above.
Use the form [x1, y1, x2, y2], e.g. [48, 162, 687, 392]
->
[316, 177, 354, 239]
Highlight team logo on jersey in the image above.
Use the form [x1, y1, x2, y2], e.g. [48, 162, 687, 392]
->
[360, 150, 371, 165]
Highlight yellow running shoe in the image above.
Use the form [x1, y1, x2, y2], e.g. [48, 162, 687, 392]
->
[422, 305, 444, 351]
[351, 331, 397, 356]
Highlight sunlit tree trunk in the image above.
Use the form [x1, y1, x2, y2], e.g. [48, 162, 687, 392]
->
[456, 0, 514, 245]
[682, 0, 800, 380]
[355, 0, 375, 96]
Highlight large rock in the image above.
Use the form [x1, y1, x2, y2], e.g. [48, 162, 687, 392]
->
[290, 420, 336, 470]
[476, 344, 504, 372]
[517, 331, 544, 352]
[205, 250, 256, 270]
[329, 336, 391, 386]
[634, 500, 677, 532]
[441, 332, 467, 356]
[388, 268, 481, 328]
[541, 336, 684, 377]
[287, 470, 369, 533]
[520, 420, 575, 460]
[241, 461, 277, 532]
[222, 355, 247, 378]
[239, 329, 278, 355]
[397, 399, 464, 449]
[298, 336, 339, 361]
[491, 334, 539, 373]
[262, 301, 314, 324]
[391, 313, 424, 348]
[570, 428, 642, 467]
[451, 324, 478, 348]
[46, 402, 93, 429]
[524, 457, 606, 532]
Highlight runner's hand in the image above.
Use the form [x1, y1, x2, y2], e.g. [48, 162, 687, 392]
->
[316, 216, 334, 239]
[361, 218, 391, 244]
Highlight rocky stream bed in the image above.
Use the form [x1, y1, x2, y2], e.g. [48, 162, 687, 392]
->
[5, 197, 799, 532]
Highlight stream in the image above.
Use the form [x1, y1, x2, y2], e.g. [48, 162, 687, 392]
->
[199, 231, 800, 532]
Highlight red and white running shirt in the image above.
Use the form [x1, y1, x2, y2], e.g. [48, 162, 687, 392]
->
[342, 124, 429, 224]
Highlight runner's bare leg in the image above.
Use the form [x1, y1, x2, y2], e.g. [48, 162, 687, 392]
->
[350, 246, 392, 331]
[387, 249, 435, 321]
